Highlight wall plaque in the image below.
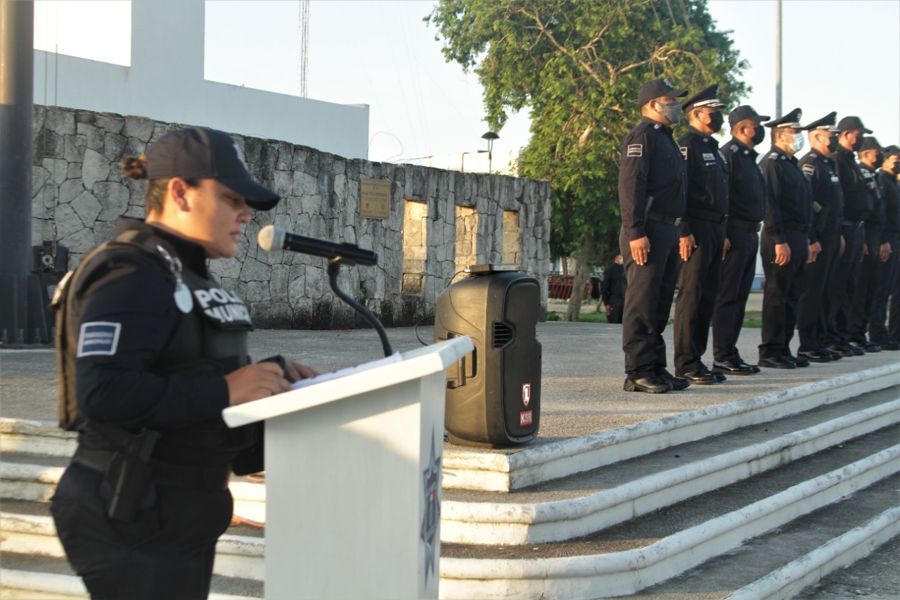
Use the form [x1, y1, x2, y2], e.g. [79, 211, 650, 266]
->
[360, 178, 391, 219]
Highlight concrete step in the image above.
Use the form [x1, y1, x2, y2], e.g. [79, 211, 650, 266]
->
[4, 430, 897, 598]
[438, 428, 900, 598]
[442, 386, 899, 545]
[443, 363, 900, 491]
[0, 551, 260, 599]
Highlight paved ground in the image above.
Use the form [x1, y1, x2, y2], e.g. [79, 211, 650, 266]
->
[1, 320, 896, 443]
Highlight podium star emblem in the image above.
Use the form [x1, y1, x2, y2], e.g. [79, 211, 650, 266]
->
[420, 428, 441, 582]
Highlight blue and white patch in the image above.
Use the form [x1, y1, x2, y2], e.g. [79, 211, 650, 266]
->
[702, 152, 716, 162]
[77, 322, 122, 357]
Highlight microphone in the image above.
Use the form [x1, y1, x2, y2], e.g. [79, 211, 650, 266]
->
[257, 225, 378, 267]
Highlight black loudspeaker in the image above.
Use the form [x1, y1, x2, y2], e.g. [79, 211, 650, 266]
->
[434, 268, 541, 447]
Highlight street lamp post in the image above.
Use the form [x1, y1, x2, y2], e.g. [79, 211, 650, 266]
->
[481, 131, 499, 174]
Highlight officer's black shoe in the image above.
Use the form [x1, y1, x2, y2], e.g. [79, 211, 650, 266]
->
[862, 342, 881, 353]
[881, 340, 900, 351]
[623, 375, 670, 394]
[797, 349, 832, 363]
[847, 342, 867, 355]
[828, 343, 856, 358]
[758, 356, 796, 369]
[784, 354, 810, 368]
[675, 367, 718, 385]
[656, 368, 690, 391]
[712, 360, 757, 375]
[822, 348, 842, 361]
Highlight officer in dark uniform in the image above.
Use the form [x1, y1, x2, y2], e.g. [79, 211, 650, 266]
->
[600, 253, 626, 324]
[879, 145, 900, 349]
[851, 137, 893, 349]
[618, 78, 689, 393]
[673, 84, 729, 384]
[712, 105, 769, 376]
[796, 112, 844, 362]
[50, 127, 316, 599]
[829, 115, 874, 355]
[758, 109, 820, 369]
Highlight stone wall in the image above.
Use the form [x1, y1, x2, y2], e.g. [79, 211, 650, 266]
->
[30, 105, 551, 328]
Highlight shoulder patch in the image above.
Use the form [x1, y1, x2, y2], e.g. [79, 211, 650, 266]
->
[702, 152, 716, 162]
[680, 146, 688, 159]
[77, 322, 122, 357]
[730, 144, 738, 153]
[802, 164, 816, 176]
[627, 144, 643, 157]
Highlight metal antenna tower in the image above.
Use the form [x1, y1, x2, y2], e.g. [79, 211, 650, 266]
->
[299, 0, 309, 97]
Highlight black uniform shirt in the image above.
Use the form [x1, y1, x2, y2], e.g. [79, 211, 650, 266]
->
[618, 117, 687, 241]
[877, 170, 900, 241]
[760, 146, 815, 244]
[72, 220, 256, 467]
[860, 164, 885, 237]
[600, 262, 625, 304]
[721, 138, 765, 225]
[677, 127, 729, 236]
[835, 147, 874, 221]
[799, 151, 844, 235]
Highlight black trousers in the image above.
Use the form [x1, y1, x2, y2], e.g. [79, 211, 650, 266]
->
[713, 228, 759, 363]
[674, 220, 725, 372]
[607, 298, 624, 324]
[759, 229, 808, 359]
[890, 242, 900, 343]
[824, 224, 865, 345]
[849, 226, 891, 343]
[620, 220, 679, 378]
[51, 462, 233, 600]
[869, 239, 898, 344]
[797, 227, 841, 351]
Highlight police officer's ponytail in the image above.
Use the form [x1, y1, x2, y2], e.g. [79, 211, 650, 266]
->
[121, 155, 197, 214]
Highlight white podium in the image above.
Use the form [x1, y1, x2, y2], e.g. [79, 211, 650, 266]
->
[222, 336, 473, 600]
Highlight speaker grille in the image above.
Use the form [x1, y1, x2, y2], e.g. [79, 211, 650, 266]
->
[492, 322, 513, 348]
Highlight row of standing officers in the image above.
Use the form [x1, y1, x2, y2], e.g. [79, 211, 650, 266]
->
[617, 78, 900, 393]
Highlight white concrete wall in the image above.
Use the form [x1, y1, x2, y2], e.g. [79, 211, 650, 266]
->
[33, 0, 368, 159]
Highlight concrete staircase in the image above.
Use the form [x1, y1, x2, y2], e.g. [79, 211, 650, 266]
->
[2, 364, 898, 599]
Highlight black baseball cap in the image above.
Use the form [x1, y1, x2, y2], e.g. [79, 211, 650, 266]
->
[147, 127, 280, 211]
[637, 78, 688, 108]
[837, 115, 872, 134]
[884, 145, 900, 157]
[728, 105, 770, 127]
[858, 136, 882, 152]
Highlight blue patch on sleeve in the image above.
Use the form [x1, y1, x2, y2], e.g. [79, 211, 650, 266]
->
[77, 322, 122, 357]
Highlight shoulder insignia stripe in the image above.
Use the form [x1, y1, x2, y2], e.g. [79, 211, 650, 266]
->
[627, 144, 643, 157]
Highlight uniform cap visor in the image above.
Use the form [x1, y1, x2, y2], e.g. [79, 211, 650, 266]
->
[218, 177, 280, 211]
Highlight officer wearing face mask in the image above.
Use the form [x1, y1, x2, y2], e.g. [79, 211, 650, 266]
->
[712, 105, 769, 376]
[849, 136, 891, 350]
[758, 109, 819, 369]
[831, 115, 874, 355]
[795, 112, 844, 363]
[879, 145, 900, 349]
[618, 78, 689, 393]
[672, 84, 729, 385]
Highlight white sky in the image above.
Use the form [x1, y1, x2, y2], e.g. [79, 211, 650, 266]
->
[34, 0, 900, 167]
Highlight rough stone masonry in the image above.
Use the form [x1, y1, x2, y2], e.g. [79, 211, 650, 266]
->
[30, 106, 551, 328]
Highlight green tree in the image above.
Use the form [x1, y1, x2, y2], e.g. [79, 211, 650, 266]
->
[428, 0, 747, 320]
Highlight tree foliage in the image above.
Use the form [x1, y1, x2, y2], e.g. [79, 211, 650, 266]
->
[428, 0, 748, 272]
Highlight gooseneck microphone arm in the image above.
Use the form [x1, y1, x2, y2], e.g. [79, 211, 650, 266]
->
[258, 225, 393, 357]
[327, 259, 393, 357]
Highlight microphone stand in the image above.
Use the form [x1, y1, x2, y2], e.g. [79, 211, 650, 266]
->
[327, 258, 394, 357]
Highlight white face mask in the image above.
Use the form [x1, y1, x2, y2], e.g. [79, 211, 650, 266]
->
[787, 132, 804, 153]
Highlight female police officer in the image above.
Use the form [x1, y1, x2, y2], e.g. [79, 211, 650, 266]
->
[50, 127, 314, 599]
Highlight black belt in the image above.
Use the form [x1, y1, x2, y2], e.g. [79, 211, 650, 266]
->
[728, 217, 762, 233]
[74, 447, 231, 491]
[842, 219, 865, 228]
[647, 211, 682, 226]
[687, 208, 727, 224]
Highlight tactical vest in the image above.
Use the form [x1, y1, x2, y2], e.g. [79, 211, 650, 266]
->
[54, 226, 253, 432]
